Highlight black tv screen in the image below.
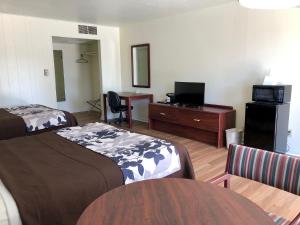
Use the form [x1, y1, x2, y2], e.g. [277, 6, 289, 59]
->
[175, 82, 205, 106]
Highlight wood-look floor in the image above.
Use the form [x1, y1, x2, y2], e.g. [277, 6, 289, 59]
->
[74, 111, 300, 221]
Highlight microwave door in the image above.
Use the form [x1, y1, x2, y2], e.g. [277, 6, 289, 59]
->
[253, 88, 274, 102]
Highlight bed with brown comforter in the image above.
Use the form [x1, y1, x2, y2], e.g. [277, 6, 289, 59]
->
[0, 105, 78, 140]
[0, 123, 194, 225]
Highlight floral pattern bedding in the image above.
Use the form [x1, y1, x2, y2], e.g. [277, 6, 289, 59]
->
[56, 123, 181, 184]
[5, 104, 67, 132]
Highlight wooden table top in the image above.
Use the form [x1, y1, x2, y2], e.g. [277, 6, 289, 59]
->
[77, 179, 274, 225]
[103, 92, 153, 97]
[151, 103, 235, 113]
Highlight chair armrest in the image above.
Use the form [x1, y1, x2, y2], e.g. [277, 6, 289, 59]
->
[290, 212, 300, 225]
[207, 172, 231, 188]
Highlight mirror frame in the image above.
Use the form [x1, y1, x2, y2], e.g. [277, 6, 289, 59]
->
[131, 43, 151, 88]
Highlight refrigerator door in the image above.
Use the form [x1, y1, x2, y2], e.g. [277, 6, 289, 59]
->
[244, 103, 276, 151]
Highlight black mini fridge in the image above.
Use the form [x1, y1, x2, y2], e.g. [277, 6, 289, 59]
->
[244, 102, 290, 153]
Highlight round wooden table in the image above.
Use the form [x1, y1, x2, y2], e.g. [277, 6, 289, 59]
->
[77, 179, 275, 225]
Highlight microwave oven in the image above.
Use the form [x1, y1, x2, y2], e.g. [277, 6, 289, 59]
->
[252, 85, 292, 103]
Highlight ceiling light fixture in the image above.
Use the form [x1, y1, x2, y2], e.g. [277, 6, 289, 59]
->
[239, 0, 300, 9]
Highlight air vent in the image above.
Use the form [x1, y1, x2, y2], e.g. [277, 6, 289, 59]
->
[88, 26, 97, 35]
[78, 25, 88, 34]
[78, 25, 97, 35]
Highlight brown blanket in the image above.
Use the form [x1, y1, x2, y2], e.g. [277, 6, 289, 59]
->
[0, 108, 77, 140]
[0, 132, 194, 225]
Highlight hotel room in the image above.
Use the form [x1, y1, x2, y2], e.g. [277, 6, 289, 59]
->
[0, 0, 299, 225]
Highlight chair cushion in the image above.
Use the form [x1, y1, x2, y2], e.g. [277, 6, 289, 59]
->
[227, 144, 300, 195]
[268, 212, 290, 225]
[120, 105, 133, 111]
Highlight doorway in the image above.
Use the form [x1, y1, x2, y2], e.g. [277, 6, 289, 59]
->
[52, 37, 102, 114]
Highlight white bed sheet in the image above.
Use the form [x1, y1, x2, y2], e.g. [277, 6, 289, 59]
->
[0, 180, 22, 225]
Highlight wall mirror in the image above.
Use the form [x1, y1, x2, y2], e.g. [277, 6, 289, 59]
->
[131, 44, 150, 88]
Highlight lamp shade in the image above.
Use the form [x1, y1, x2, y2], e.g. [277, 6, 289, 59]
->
[239, 0, 300, 9]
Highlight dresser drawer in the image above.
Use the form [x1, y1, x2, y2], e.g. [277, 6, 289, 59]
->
[149, 104, 220, 132]
[175, 110, 219, 132]
[149, 105, 179, 123]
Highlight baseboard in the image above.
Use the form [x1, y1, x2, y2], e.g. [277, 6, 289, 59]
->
[133, 118, 148, 123]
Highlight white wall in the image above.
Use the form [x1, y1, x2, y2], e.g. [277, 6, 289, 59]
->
[53, 42, 95, 112]
[0, 13, 121, 111]
[120, 2, 300, 155]
[100, 26, 122, 94]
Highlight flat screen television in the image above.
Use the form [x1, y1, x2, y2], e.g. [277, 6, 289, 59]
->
[175, 82, 205, 106]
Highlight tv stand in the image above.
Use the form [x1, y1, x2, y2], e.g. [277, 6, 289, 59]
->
[149, 103, 236, 148]
[181, 104, 201, 108]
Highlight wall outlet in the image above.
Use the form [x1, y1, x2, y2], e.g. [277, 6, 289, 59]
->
[288, 130, 292, 136]
[44, 69, 49, 76]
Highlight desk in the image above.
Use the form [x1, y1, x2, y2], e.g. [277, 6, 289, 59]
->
[77, 179, 274, 225]
[103, 92, 153, 128]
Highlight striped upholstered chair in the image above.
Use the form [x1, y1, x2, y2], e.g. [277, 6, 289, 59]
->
[209, 144, 300, 225]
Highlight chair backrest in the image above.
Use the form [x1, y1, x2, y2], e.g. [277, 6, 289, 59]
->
[107, 91, 121, 113]
[226, 144, 300, 195]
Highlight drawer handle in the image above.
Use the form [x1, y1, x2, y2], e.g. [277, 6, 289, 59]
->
[160, 112, 166, 116]
[193, 118, 201, 122]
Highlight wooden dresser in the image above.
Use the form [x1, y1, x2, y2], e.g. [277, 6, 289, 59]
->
[149, 103, 236, 148]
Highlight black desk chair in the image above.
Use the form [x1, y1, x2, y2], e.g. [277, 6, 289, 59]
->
[107, 91, 133, 125]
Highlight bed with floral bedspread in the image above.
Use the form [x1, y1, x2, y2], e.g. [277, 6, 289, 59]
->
[0, 122, 194, 225]
[0, 104, 77, 140]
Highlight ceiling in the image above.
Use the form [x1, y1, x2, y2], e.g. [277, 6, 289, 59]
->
[0, 0, 232, 25]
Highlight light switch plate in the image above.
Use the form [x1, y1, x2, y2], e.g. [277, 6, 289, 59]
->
[44, 69, 49, 76]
